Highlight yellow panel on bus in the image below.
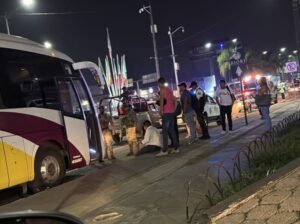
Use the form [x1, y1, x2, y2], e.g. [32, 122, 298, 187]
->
[3, 137, 29, 187]
[0, 141, 9, 190]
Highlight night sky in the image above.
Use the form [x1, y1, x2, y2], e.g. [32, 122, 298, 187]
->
[0, 0, 295, 82]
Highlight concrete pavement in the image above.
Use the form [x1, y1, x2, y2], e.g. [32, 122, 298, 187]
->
[0, 100, 299, 224]
[209, 165, 300, 224]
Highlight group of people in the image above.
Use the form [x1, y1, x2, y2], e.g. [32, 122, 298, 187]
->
[99, 76, 273, 160]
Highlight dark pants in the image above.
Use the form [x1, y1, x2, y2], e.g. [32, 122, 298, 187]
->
[195, 111, 210, 137]
[136, 145, 161, 156]
[281, 93, 285, 100]
[220, 105, 233, 131]
[162, 113, 178, 152]
[169, 116, 179, 146]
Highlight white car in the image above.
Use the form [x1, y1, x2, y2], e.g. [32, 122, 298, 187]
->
[204, 96, 221, 125]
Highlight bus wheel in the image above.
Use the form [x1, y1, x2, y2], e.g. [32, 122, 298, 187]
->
[29, 146, 66, 193]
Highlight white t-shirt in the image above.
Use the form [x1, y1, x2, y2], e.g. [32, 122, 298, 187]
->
[215, 87, 233, 106]
[141, 126, 162, 147]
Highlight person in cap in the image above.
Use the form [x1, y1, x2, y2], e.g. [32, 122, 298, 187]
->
[156, 77, 179, 157]
[190, 81, 210, 139]
[121, 104, 139, 156]
[98, 106, 116, 160]
[178, 82, 197, 144]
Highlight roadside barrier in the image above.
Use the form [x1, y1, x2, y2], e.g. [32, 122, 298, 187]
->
[185, 111, 300, 222]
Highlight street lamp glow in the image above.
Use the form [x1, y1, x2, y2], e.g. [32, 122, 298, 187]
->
[280, 47, 286, 53]
[262, 51, 268, 55]
[256, 74, 262, 80]
[44, 41, 52, 49]
[244, 76, 251, 82]
[21, 0, 35, 8]
[289, 54, 293, 58]
[232, 38, 238, 43]
[164, 82, 169, 87]
[293, 50, 298, 54]
[205, 42, 212, 49]
[149, 87, 154, 94]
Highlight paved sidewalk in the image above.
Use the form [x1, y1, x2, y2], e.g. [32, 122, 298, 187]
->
[210, 166, 300, 224]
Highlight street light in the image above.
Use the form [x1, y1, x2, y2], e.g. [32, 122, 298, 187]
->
[21, 0, 35, 9]
[293, 50, 298, 54]
[2, 0, 35, 35]
[262, 51, 268, 55]
[205, 42, 212, 49]
[168, 26, 185, 94]
[280, 47, 286, 53]
[232, 38, 238, 44]
[139, 4, 160, 79]
[44, 41, 52, 49]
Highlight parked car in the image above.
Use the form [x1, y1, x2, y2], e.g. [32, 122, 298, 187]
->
[203, 95, 221, 125]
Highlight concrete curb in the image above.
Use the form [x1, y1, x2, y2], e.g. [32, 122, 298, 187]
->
[203, 157, 300, 223]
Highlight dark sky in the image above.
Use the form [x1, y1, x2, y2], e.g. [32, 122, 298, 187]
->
[0, 0, 295, 81]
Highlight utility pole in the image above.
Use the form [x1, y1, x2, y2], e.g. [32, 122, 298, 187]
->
[4, 13, 10, 35]
[292, 0, 300, 65]
[168, 26, 184, 95]
[139, 3, 160, 79]
[149, 4, 160, 79]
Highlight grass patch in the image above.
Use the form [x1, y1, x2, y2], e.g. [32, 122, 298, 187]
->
[208, 122, 300, 206]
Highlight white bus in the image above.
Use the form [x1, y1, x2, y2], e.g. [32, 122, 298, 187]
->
[0, 34, 104, 193]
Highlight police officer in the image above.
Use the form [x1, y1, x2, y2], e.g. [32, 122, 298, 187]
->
[190, 81, 210, 139]
[121, 104, 139, 156]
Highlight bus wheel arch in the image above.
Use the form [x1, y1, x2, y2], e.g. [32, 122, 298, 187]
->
[28, 142, 66, 193]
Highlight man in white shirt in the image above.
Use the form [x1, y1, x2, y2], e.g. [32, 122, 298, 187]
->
[215, 80, 235, 134]
[136, 121, 162, 156]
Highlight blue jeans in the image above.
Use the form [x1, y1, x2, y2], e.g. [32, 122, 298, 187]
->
[260, 106, 272, 131]
[162, 113, 178, 151]
[184, 111, 197, 142]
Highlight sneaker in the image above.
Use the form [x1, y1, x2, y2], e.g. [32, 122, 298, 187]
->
[229, 130, 234, 134]
[221, 130, 227, 135]
[156, 151, 168, 157]
[127, 152, 134, 156]
[170, 149, 180, 154]
[199, 136, 210, 140]
[188, 141, 195, 145]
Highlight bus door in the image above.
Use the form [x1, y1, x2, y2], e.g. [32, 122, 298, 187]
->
[56, 77, 101, 167]
[0, 140, 9, 190]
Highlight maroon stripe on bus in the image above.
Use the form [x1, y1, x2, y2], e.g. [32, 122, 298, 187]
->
[0, 112, 87, 167]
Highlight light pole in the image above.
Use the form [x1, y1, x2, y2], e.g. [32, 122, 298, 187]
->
[139, 3, 160, 79]
[168, 26, 184, 94]
[2, 0, 35, 35]
[292, 0, 300, 65]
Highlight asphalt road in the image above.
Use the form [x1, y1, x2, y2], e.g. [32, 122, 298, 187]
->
[0, 99, 293, 207]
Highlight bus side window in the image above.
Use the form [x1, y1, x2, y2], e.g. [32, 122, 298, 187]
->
[57, 81, 83, 117]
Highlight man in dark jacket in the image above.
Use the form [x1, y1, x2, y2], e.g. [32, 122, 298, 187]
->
[190, 81, 210, 139]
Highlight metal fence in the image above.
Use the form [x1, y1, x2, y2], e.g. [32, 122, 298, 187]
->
[185, 110, 300, 222]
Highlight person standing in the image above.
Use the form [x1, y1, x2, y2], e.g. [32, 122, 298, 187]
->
[190, 81, 210, 139]
[98, 106, 116, 160]
[279, 82, 286, 102]
[121, 104, 139, 156]
[178, 83, 197, 144]
[215, 80, 234, 134]
[257, 77, 272, 131]
[136, 121, 162, 156]
[156, 77, 179, 157]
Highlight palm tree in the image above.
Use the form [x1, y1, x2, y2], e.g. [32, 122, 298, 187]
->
[217, 49, 231, 79]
